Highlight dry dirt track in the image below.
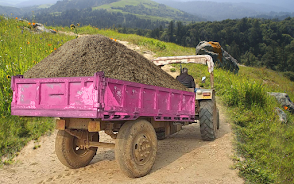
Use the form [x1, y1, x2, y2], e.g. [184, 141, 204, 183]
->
[0, 36, 244, 184]
[0, 107, 244, 184]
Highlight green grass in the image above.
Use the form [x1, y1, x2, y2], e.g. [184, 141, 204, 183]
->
[92, 0, 187, 22]
[0, 16, 75, 165]
[2, 16, 294, 183]
[37, 4, 53, 9]
[94, 0, 178, 11]
[187, 63, 294, 183]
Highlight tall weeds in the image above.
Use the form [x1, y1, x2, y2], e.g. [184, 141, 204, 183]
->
[214, 67, 294, 183]
[0, 16, 75, 165]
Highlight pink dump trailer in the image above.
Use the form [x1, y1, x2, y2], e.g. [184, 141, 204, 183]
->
[11, 72, 195, 121]
[11, 71, 196, 178]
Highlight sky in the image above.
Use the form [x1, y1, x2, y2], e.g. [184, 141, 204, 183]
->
[6, 0, 293, 3]
[0, 0, 59, 7]
[170, 0, 293, 7]
[3, 0, 294, 9]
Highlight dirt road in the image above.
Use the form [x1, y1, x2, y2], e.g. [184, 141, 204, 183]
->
[0, 35, 244, 184]
[0, 107, 243, 184]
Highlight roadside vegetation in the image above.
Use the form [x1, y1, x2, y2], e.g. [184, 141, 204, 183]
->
[1, 16, 294, 183]
[183, 63, 294, 183]
[0, 16, 75, 165]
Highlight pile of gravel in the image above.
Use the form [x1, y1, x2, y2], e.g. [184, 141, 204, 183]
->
[24, 34, 186, 90]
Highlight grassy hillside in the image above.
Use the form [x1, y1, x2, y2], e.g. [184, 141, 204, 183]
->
[2, 0, 205, 31]
[93, 0, 201, 22]
[0, 5, 25, 17]
[177, 64, 294, 183]
[0, 16, 75, 164]
[1, 16, 294, 183]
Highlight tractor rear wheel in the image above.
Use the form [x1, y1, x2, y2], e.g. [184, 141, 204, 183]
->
[199, 100, 218, 141]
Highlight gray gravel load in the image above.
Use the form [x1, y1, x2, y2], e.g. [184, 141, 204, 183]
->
[24, 34, 186, 91]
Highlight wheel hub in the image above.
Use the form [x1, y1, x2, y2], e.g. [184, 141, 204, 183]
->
[133, 134, 152, 165]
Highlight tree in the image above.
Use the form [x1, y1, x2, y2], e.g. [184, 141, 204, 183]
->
[262, 42, 278, 70]
[249, 19, 262, 56]
[176, 21, 184, 45]
[167, 20, 175, 43]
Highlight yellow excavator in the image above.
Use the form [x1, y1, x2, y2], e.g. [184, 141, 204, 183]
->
[196, 41, 239, 73]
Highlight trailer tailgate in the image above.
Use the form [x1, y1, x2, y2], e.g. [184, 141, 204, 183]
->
[11, 75, 100, 118]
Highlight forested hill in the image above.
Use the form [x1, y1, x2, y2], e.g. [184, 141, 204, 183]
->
[42, 0, 119, 13]
[0, 5, 38, 17]
[20, 0, 205, 30]
[143, 17, 294, 76]
[153, 0, 294, 21]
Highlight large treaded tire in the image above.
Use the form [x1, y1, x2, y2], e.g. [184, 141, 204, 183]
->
[115, 119, 158, 178]
[199, 100, 217, 141]
[55, 130, 98, 169]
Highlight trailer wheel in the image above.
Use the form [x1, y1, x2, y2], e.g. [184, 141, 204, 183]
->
[199, 100, 217, 141]
[115, 119, 158, 178]
[55, 130, 99, 169]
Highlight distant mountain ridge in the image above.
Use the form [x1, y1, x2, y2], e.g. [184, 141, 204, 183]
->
[15, 0, 57, 8]
[153, 0, 294, 21]
[46, 0, 119, 12]
[0, 0, 205, 27]
[1, 0, 204, 30]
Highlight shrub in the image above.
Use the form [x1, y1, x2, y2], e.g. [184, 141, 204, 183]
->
[283, 71, 294, 81]
[170, 68, 176, 72]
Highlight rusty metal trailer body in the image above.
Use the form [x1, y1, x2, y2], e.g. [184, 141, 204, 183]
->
[11, 71, 197, 178]
[11, 71, 195, 122]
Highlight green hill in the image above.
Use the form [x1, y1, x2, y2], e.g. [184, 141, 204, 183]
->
[0, 5, 37, 17]
[92, 0, 203, 22]
[46, 0, 119, 12]
[1, 0, 205, 30]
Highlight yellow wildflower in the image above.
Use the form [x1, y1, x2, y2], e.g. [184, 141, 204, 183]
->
[6, 75, 10, 79]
